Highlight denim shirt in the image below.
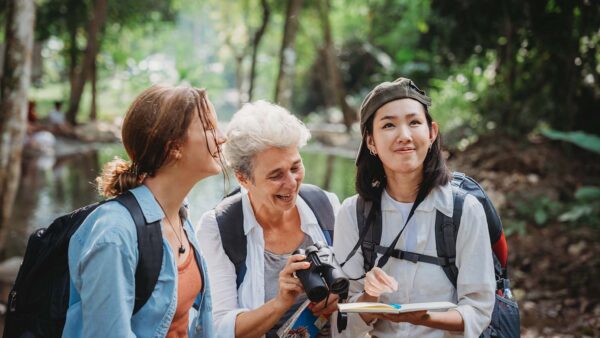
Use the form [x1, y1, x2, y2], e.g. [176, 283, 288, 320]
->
[63, 185, 214, 338]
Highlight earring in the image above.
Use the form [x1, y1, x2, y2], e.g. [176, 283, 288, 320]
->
[174, 151, 182, 160]
[369, 148, 377, 156]
[428, 143, 432, 152]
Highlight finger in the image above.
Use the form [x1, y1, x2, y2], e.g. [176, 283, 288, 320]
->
[280, 281, 303, 294]
[282, 261, 311, 275]
[289, 253, 307, 263]
[364, 284, 387, 297]
[373, 268, 398, 291]
[311, 294, 340, 313]
[365, 278, 392, 295]
[280, 277, 303, 289]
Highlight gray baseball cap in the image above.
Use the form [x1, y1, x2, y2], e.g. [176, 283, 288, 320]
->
[356, 77, 432, 165]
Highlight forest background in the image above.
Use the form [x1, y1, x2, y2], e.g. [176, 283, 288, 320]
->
[0, 0, 599, 336]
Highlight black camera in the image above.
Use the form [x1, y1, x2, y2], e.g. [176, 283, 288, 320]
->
[293, 241, 349, 303]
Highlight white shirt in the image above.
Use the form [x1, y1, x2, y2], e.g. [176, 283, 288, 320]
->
[197, 189, 341, 338]
[48, 109, 65, 125]
[334, 183, 495, 338]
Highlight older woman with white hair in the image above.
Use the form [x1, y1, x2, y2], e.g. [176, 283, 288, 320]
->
[197, 101, 341, 338]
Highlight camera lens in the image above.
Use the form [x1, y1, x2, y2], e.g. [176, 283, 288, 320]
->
[330, 277, 349, 295]
[306, 284, 329, 303]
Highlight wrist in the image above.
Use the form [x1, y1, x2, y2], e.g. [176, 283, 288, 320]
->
[410, 312, 431, 326]
[272, 296, 292, 314]
[359, 291, 379, 303]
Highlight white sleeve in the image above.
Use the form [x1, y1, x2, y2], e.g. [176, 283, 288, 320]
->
[453, 194, 496, 337]
[196, 210, 248, 338]
[325, 190, 342, 216]
[332, 196, 374, 337]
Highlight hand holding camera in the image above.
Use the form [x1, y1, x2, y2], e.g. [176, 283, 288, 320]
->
[276, 253, 311, 309]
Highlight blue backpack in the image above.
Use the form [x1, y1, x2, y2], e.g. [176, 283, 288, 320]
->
[214, 184, 335, 288]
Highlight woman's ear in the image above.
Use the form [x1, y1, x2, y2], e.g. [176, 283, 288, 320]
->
[366, 134, 377, 154]
[430, 121, 439, 144]
[235, 171, 250, 189]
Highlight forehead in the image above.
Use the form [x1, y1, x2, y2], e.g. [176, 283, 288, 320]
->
[253, 146, 301, 173]
[374, 98, 426, 119]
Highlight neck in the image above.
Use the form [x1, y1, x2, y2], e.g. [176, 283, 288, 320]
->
[384, 169, 423, 203]
[144, 172, 193, 219]
[251, 199, 297, 231]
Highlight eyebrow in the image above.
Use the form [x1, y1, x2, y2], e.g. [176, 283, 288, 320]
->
[266, 159, 302, 176]
[378, 112, 418, 121]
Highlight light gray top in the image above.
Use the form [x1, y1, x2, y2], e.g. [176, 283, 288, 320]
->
[264, 233, 313, 335]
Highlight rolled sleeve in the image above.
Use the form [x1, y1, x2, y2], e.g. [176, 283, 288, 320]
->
[77, 226, 137, 338]
[197, 210, 249, 338]
[454, 195, 496, 337]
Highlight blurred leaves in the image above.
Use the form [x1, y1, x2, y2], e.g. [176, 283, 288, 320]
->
[542, 130, 600, 154]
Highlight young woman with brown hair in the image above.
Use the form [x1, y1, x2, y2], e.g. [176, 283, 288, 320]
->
[63, 84, 225, 338]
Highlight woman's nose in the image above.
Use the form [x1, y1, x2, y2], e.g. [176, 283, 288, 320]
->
[284, 171, 299, 189]
[215, 128, 227, 145]
[396, 125, 412, 143]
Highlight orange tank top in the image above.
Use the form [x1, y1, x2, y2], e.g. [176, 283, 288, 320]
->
[166, 246, 203, 338]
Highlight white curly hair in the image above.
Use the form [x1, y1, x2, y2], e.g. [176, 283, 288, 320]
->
[223, 100, 311, 180]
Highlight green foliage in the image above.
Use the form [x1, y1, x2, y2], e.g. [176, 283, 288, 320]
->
[503, 186, 600, 235]
[427, 54, 494, 130]
[559, 186, 600, 227]
[504, 219, 527, 237]
[542, 129, 600, 154]
[514, 195, 562, 227]
[424, 0, 600, 134]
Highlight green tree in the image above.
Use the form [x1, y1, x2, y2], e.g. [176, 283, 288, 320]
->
[424, 0, 600, 134]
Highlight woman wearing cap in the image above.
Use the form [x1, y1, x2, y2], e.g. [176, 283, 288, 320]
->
[197, 101, 341, 338]
[334, 78, 495, 337]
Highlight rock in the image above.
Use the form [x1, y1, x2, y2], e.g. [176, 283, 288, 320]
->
[74, 121, 120, 143]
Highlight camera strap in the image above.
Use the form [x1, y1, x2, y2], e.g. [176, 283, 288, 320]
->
[340, 188, 427, 278]
[376, 188, 427, 268]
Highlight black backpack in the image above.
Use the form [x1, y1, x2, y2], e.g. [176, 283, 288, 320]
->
[356, 172, 520, 338]
[3, 191, 164, 338]
[214, 184, 335, 288]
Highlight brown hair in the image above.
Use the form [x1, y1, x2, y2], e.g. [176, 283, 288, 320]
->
[96, 84, 219, 197]
[356, 103, 451, 204]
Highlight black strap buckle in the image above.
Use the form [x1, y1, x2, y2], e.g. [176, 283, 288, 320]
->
[400, 251, 419, 263]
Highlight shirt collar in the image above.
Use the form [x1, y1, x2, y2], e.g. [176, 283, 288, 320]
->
[129, 184, 165, 223]
[241, 188, 319, 235]
[380, 182, 453, 217]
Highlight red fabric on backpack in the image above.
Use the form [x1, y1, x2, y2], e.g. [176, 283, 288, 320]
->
[492, 231, 508, 268]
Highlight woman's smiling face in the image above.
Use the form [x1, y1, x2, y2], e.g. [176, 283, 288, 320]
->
[367, 98, 438, 177]
[238, 145, 305, 215]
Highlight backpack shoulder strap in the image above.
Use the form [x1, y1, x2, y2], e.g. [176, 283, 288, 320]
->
[298, 184, 335, 245]
[356, 196, 381, 273]
[434, 186, 466, 289]
[114, 191, 163, 315]
[214, 192, 247, 289]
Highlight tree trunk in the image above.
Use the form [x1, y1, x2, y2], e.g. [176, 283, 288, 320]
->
[274, 0, 303, 108]
[318, 0, 355, 132]
[0, 0, 36, 256]
[248, 0, 270, 101]
[67, 1, 80, 94]
[90, 57, 97, 121]
[66, 0, 108, 125]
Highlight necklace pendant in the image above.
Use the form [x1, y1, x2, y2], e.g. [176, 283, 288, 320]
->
[178, 246, 186, 255]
